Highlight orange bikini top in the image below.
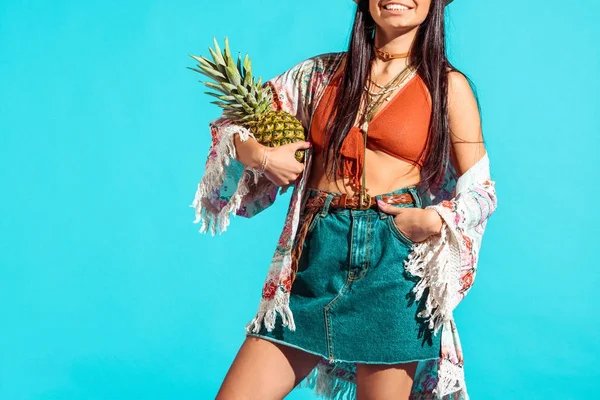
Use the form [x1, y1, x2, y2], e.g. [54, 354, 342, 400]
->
[309, 72, 432, 187]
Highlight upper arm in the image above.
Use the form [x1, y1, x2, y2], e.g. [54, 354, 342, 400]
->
[447, 70, 486, 177]
[264, 52, 344, 130]
[263, 56, 316, 129]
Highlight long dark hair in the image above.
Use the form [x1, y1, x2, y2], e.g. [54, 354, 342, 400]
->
[322, 0, 482, 192]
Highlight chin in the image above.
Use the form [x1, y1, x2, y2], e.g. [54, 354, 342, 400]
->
[378, 20, 419, 32]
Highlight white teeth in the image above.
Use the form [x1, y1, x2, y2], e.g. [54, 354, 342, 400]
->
[384, 4, 409, 11]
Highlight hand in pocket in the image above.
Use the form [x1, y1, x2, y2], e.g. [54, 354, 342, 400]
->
[377, 200, 442, 243]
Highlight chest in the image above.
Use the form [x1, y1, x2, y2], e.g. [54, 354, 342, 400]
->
[309, 74, 433, 166]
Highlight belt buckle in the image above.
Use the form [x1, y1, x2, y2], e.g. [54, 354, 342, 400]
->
[358, 191, 371, 210]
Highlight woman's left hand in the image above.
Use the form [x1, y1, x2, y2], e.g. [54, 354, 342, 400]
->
[377, 200, 444, 243]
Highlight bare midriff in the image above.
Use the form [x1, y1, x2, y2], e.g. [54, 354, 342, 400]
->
[306, 56, 431, 197]
[306, 147, 423, 197]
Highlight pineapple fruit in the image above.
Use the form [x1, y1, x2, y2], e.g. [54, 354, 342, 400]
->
[189, 37, 306, 163]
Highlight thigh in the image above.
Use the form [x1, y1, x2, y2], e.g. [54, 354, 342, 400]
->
[216, 336, 321, 400]
[355, 362, 418, 400]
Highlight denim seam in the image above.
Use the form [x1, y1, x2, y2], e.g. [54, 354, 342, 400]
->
[324, 212, 355, 360]
[348, 212, 356, 281]
[323, 275, 352, 362]
[353, 214, 372, 281]
[348, 211, 360, 281]
[307, 212, 321, 234]
[320, 194, 334, 217]
[408, 186, 423, 209]
[366, 215, 372, 273]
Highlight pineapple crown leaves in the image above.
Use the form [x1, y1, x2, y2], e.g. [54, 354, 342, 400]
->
[188, 37, 275, 119]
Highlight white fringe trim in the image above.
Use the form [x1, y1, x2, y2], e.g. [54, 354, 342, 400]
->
[190, 123, 262, 236]
[433, 358, 468, 399]
[302, 363, 357, 400]
[244, 289, 296, 333]
[301, 358, 467, 400]
[404, 211, 462, 335]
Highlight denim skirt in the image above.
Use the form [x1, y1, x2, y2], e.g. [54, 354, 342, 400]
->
[246, 185, 441, 364]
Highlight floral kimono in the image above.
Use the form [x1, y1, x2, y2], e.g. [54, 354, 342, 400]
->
[191, 51, 498, 399]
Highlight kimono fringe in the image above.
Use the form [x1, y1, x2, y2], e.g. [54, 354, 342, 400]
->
[432, 358, 468, 400]
[245, 289, 296, 333]
[190, 123, 260, 236]
[404, 213, 462, 335]
[301, 363, 357, 400]
[300, 358, 466, 400]
[189, 50, 496, 400]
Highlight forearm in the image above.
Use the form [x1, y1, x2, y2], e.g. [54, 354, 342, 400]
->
[233, 133, 266, 169]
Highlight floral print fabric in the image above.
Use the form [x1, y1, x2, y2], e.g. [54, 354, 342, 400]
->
[190, 51, 498, 399]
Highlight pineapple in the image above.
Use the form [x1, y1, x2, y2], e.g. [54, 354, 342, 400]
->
[189, 37, 306, 163]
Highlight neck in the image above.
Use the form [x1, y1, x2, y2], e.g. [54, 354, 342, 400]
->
[372, 27, 418, 74]
[374, 26, 418, 60]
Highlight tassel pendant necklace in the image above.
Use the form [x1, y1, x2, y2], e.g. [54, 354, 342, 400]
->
[356, 58, 415, 209]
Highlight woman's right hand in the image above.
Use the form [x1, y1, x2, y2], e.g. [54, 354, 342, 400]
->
[263, 141, 312, 186]
[234, 134, 312, 187]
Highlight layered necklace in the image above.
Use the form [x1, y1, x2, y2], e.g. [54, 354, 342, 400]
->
[363, 65, 414, 116]
[355, 47, 416, 209]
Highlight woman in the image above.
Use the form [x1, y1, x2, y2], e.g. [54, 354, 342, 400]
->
[191, 0, 497, 398]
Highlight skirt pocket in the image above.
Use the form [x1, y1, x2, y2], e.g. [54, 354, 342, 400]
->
[385, 214, 416, 247]
[306, 210, 323, 234]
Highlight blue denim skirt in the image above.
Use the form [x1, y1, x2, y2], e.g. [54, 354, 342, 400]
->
[246, 185, 441, 364]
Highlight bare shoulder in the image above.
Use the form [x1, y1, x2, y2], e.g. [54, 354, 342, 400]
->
[445, 67, 486, 175]
[446, 69, 478, 114]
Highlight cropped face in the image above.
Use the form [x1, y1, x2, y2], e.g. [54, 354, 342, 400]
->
[369, 0, 432, 33]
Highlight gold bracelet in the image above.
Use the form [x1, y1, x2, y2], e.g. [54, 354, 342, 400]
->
[256, 147, 269, 174]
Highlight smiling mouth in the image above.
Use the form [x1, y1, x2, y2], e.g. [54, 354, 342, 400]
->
[382, 3, 411, 11]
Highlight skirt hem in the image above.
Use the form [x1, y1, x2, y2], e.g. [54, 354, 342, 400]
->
[246, 332, 440, 366]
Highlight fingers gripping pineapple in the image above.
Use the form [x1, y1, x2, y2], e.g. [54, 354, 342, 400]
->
[189, 37, 308, 164]
[260, 141, 312, 187]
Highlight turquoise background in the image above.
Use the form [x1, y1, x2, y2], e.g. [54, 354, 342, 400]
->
[1, 0, 598, 399]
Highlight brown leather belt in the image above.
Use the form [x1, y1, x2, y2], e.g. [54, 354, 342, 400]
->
[289, 189, 415, 283]
[305, 191, 414, 210]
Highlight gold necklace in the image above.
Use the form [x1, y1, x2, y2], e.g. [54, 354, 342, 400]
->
[356, 64, 415, 208]
[374, 46, 411, 61]
[364, 69, 409, 99]
[363, 65, 414, 121]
